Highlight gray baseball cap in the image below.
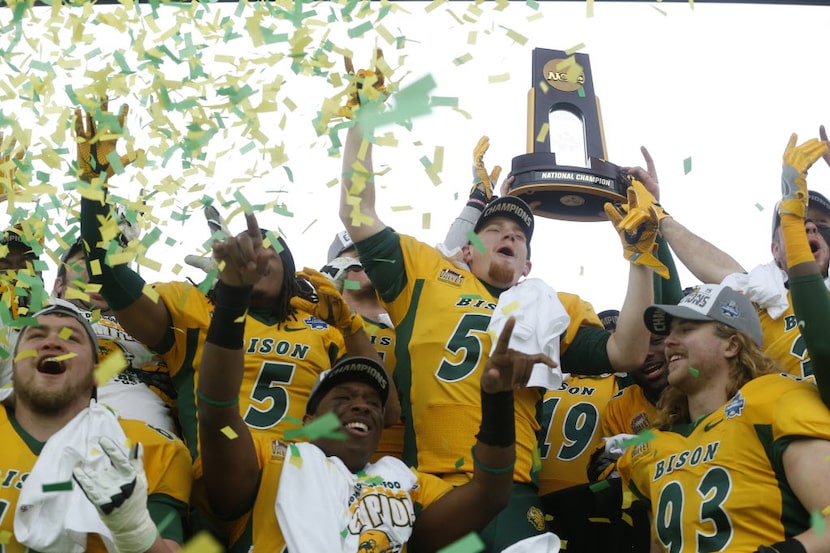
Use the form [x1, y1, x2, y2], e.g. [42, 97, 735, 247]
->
[644, 284, 762, 346]
[19, 298, 99, 361]
[327, 230, 355, 263]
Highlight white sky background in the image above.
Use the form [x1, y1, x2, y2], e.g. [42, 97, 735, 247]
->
[2, 0, 830, 312]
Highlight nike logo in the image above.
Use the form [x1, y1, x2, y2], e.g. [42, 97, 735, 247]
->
[703, 418, 724, 432]
[283, 326, 306, 332]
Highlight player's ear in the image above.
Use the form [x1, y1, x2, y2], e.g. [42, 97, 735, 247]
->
[522, 259, 531, 277]
[461, 244, 473, 264]
[723, 334, 740, 360]
[303, 413, 315, 425]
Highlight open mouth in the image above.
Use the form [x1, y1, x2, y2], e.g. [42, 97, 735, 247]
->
[37, 357, 66, 375]
[496, 246, 515, 257]
[343, 420, 371, 437]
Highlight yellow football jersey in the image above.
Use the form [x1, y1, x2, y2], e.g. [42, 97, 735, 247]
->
[226, 437, 453, 550]
[618, 374, 830, 553]
[0, 408, 192, 552]
[376, 234, 603, 484]
[538, 374, 620, 495]
[363, 317, 404, 462]
[601, 383, 659, 438]
[759, 292, 814, 380]
[153, 281, 346, 460]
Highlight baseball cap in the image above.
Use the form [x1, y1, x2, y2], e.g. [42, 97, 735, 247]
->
[597, 309, 620, 332]
[644, 284, 762, 346]
[327, 230, 355, 263]
[0, 223, 40, 255]
[305, 356, 389, 415]
[473, 196, 535, 256]
[21, 298, 99, 361]
[771, 190, 830, 238]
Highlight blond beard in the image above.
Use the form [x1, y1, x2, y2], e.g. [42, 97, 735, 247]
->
[486, 260, 518, 288]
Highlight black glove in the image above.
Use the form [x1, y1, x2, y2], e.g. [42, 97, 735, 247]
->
[755, 538, 807, 553]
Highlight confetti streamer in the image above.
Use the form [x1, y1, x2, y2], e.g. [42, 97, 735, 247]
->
[683, 157, 692, 175]
[437, 532, 485, 553]
[42, 481, 73, 492]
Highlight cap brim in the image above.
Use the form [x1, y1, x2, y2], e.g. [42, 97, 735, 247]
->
[644, 304, 714, 335]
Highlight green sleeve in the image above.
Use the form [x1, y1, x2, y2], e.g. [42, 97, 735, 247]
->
[147, 493, 188, 543]
[80, 197, 147, 311]
[654, 235, 683, 305]
[354, 227, 408, 304]
[789, 272, 830, 405]
[561, 326, 613, 376]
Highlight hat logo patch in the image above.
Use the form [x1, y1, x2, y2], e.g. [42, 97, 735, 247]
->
[719, 300, 740, 319]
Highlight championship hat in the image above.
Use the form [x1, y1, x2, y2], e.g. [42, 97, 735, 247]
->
[0, 223, 41, 255]
[306, 356, 390, 415]
[473, 196, 535, 256]
[18, 298, 99, 361]
[597, 309, 620, 332]
[644, 284, 762, 346]
[327, 230, 355, 263]
[771, 189, 830, 239]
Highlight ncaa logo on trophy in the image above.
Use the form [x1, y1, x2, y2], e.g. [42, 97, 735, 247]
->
[507, 48, 631, 221]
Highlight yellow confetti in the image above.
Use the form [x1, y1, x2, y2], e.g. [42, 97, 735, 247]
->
[565, 43, 586, 55]
[422, 213, 431, 230]
[180, 531, 223, 553]
[488, 74, 510, 84]
[141, 284, 159, 303]
[14, 349, 37, 362]
[64, 287, 91, 303]
[535, 123, 549, 143]
[501, 300, 520, 315]
[89, 259, 102, 276]
[48, 352, 76, 362]
[586, 0, 594, 17]
[0, 530, 11, 544]
[390, 205, 413, 212]
[220, 426, 238, 440]
[58, 327, 74, 340]
[823, 505, 830, 516]
[93, 350, 128, 386]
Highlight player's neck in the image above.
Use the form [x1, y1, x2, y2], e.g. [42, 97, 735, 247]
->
[343, 290, 385, 321]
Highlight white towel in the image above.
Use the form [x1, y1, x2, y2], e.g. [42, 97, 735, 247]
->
[275, 442, 418, 552]
[14, 400, 127, 553]
[488, 278, 569, 390]
[721, 261, 789, 319]
[501, 532, 561, 552]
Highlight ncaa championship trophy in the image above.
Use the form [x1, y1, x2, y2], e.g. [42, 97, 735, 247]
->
[507, 48, 631, 221]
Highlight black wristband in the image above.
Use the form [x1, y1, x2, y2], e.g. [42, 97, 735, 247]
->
[475, 390, 515, 447]
[756, 538, 807, 553]
[467, 186, 489, 209]
[206, 281, 252, 350]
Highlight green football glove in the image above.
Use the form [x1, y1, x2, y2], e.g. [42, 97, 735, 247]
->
[471, 135, 501, 201]
[290, 267, 364, 336]
[604, 179, 669, 278]
[779, 133, 827, 219]
[337, 49, 388, 120]
[74, 99, 143, 183]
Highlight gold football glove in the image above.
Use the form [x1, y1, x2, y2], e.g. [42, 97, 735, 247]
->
[338, 48, 388, 119]
[604, 179, 669, 278]
[471, 136, 501, 201]
[290, 267, 364, 336]
[779, 133, 827, 219]
[74, 99, 143, 183]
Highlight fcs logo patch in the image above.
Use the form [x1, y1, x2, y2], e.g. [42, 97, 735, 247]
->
[526, 505, 546, 531]
[438, 268, 464, 286]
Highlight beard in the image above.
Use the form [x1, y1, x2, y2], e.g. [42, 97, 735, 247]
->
[13, 371, 94, 415]
[487, 259, 518, 287]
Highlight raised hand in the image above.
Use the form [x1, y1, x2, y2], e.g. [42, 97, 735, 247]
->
[338, 48, 388, 119]
[211, 213, 271, 288]
[74, 99, 143, 183]
[604, 180, 670, 278]
[623, 146, 660, 201]
[779, 133, 828, 219]
[472, 136, 502, 202]
[482, 317, 556, 394]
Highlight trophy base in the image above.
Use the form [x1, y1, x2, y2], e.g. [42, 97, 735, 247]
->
[507, 152, 631, 222]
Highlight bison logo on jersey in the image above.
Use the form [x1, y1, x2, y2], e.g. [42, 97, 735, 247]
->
[526, 505, 545, 531]
[357, 529, 398, 553]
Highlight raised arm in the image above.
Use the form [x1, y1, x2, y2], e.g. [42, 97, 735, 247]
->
[75, 100, 170, 349]
[196, 213, 265, 517]
[409, 317, 555, 552]
[626, 147, 745, 284]
[339, 124, 387, 243]
[777, 133, 830, 405]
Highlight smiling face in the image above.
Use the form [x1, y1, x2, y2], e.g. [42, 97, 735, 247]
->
[463, 217, 531, 288]
[306, 381, 384, 472]
[664, 318, 737, 395]
[630, 334, 668, 397]
[12, 312, 97, 416]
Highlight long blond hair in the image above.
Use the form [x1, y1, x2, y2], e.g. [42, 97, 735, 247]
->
[652, 322, 781, 429]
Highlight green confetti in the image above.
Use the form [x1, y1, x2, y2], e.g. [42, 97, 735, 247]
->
[460, 294, 482, 300]
[467, 231, 485, 253]
[42, 481, 73, 492]
[755, 203, 765, 212]
[683, 157, 692, 175]
[106, 151, 125, 175]
[577, 86, 586, 98]
[455, 456, 465, 469]
[371, 258, 396, 264]
[437, 532, 485, 553]
[689, 367, 699, 377]
[347, 20, 373, 38]
[589, 479, 611, 492]
[283, 417, 303, 426]
[343, 279, 360, 290]
[430, 96, 459, 107]
[284, 412, 346, 441]
[812, 509, 826, 536]
[620, 429, 655, 449]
